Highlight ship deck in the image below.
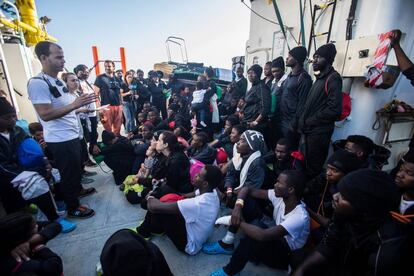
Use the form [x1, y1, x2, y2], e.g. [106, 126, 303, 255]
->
[47, 162, 286, 276]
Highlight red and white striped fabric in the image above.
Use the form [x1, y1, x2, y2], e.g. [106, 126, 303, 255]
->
[365, 31, 394, 88]
[373, 31, 394, 69]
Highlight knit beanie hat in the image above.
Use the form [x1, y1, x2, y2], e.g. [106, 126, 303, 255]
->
[0, 97, 15, 116]
[271, 57, 285, 71]
[327, 149, 361, 174]
[289, 46, 307, 64]
[102, 130, 116, 145]
[101, 229, 155, 276]
[314, 43, 337, 65]
[241, 130, 264, 152]
[247, 64, 263, 79]
[338, 169, 399, 217]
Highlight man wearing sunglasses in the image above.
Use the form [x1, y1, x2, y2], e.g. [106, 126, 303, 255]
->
[28, 41, 96, 219]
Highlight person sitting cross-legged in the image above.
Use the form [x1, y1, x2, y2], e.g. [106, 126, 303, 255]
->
[99, 130, 135, 186]
[202, 130, 266, 254]
[136, 165, 222, 255]
[209, 170, 310, 276]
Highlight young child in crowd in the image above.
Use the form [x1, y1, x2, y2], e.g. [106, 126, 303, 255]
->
[130, 124, 154, 174]
[191, 81, 208, 127]
[123, 144, 157, 204]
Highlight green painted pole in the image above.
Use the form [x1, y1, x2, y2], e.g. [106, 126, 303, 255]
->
[271, 0, 290, 50]
[299, 0, 306, 48]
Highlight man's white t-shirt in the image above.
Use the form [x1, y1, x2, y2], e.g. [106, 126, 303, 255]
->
[268, 189, 310, 251]
[177, 189, 220, 255]
[28, 73, 80, 143]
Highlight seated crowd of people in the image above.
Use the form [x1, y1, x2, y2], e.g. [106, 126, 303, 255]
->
[0, 36, 414, 276]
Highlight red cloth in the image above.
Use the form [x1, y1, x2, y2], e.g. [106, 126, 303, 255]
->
[216, 147, 228, 164]
[160, 193, 185, 202]
[291, 151, 305, 162]
[168, 121, 176, 129]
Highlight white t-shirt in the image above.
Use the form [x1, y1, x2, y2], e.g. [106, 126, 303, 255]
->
[177, 189, 220, 255]
[79, 80, 97, 117]
[267, 189, 310, 250]
[399, 195, 414, 214]
[28, 73, 80, 143]
[191, 89, 206, 104]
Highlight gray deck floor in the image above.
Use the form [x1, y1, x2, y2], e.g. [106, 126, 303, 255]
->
[47, 163, 287, 276]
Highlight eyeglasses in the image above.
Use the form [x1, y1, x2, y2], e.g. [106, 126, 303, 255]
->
[55, 79, 69, 93]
